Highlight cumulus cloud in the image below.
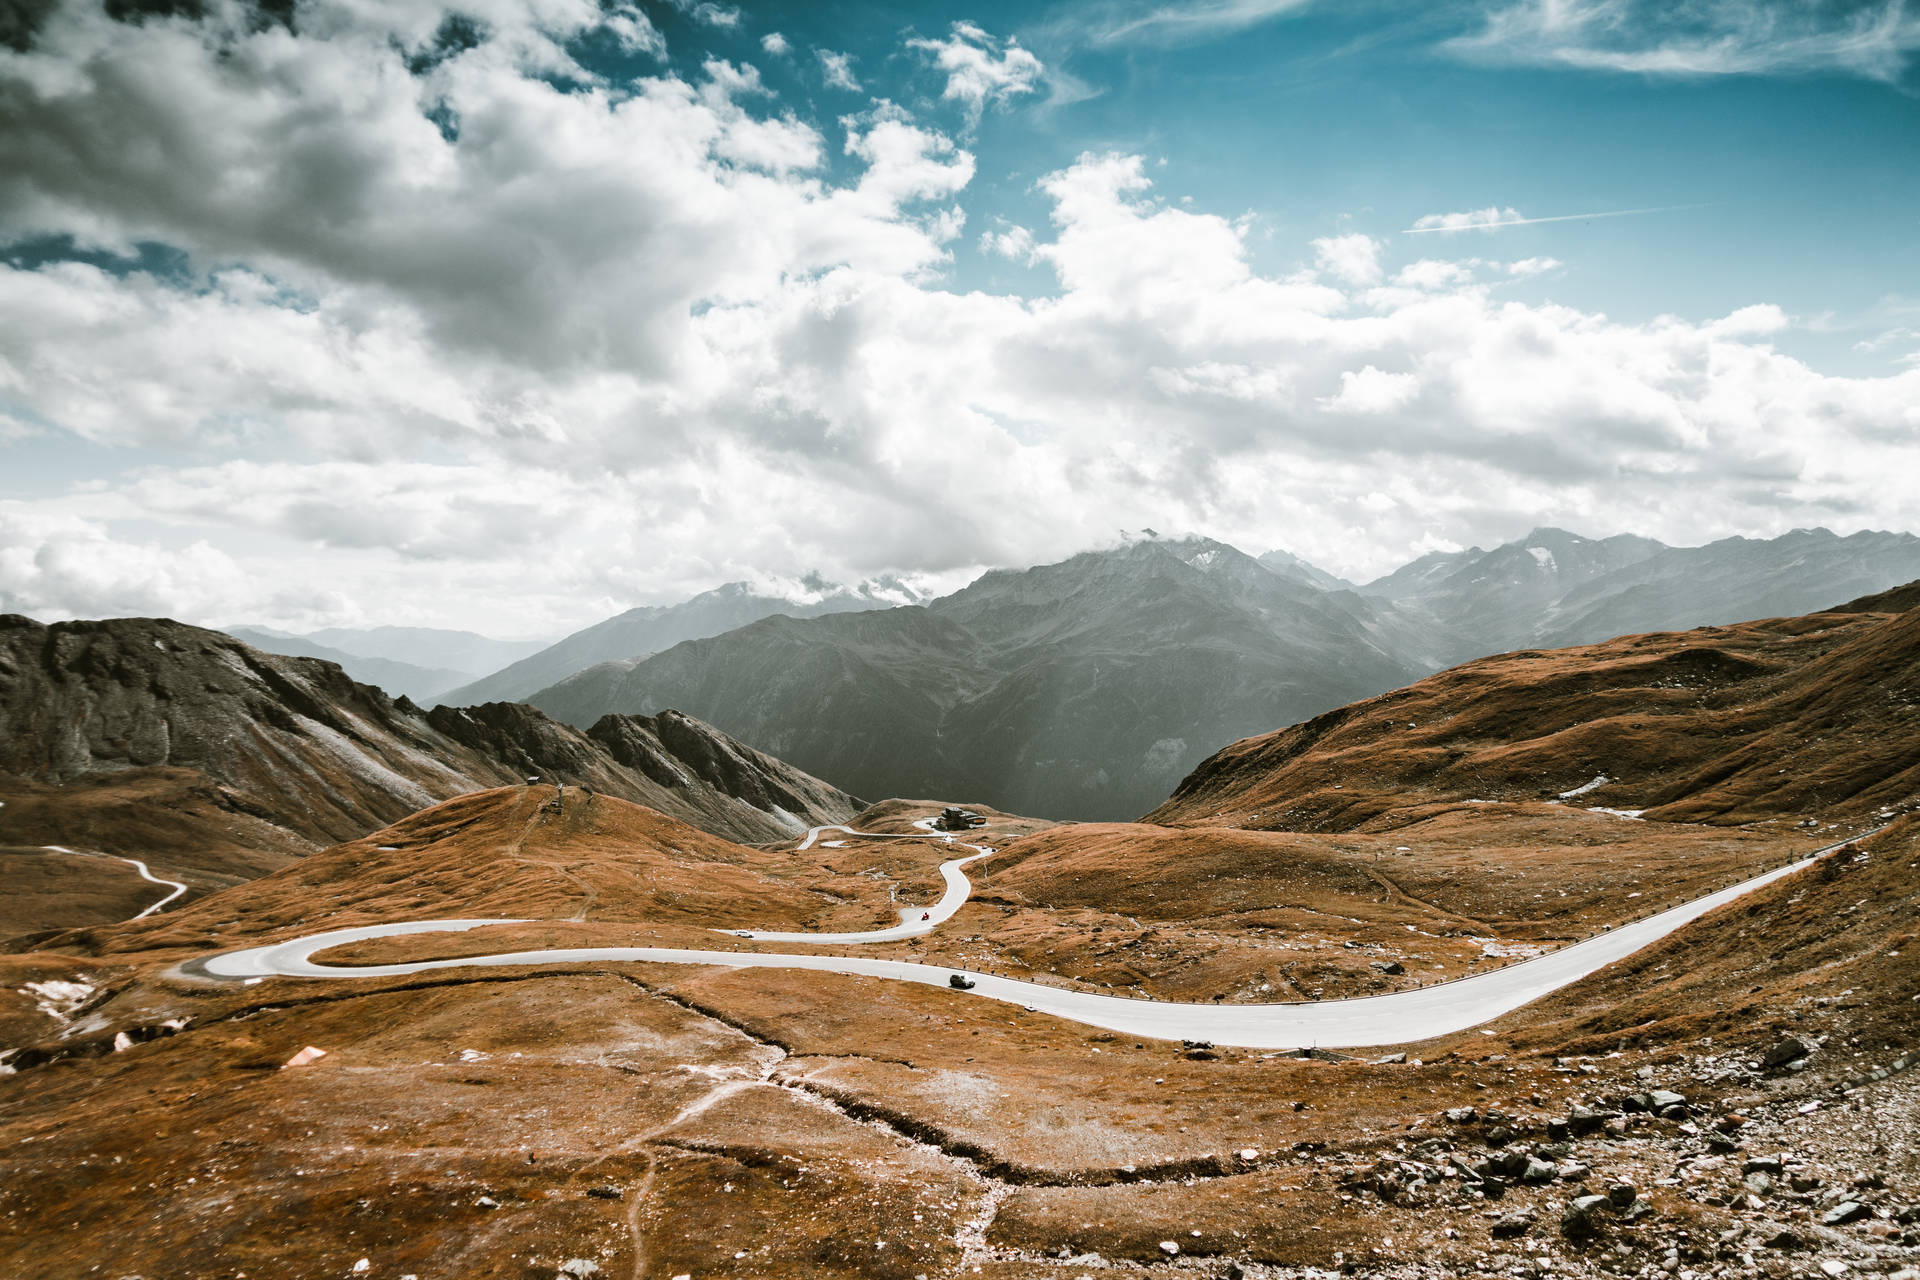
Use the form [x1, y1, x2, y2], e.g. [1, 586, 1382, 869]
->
[1507, 256, 1563, 276]
[1447, 0, 1920, 81]
[980, 224, 1037, 260]
[1312, 233, 1383, 286]
[817, 49, 862, 91]
[1320, 366, 1421, 415]
[760, 31, 791, 56]
[0, 2, 1915, 630]
[908, 21, 1044, 125]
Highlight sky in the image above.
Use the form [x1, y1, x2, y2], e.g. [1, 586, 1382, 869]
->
[2, 0, 1917, 638]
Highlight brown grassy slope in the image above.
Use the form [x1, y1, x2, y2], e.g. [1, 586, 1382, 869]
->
[1146, 592, 1920, 832]
[52, 786, 909, 964]
[1484, 813, 1920, 1064]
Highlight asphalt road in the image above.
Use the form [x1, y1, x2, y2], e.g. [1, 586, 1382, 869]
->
[197, 832, 1863, 1049]
[43, 844, 188, 920]
[731, 820, 993, 943]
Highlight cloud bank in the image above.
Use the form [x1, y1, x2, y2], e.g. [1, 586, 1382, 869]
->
[0, 2, 1915, 633]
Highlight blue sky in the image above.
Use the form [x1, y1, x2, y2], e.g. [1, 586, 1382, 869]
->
[1, 0, 1917, 635]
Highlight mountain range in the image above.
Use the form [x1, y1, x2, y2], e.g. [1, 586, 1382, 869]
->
[0, 615, 860, 914]
[515, 526, 1920, 819]
[436, 576, 928, 707]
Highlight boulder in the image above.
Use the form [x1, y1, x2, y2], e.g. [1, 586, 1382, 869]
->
[1822, 1202, 1871, 1227]
[1606, 1182, 1637, 1209]
[1562, 1194, 1611, 1239]
[1491, 1211, 1535, 1239]
[1761, 1036, 1814, 1069]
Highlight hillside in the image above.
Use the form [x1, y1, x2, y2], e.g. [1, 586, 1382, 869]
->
[0, 616, 861, 925]
[529, 538, 1424, 819]
[1147, 583, 1920, 832]
[439, 578, 925, 707]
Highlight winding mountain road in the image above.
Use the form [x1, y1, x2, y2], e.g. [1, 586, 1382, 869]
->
[43, 845, 188, 920]
[731, 822, 993, 943]
[195, 830, 1867, 1050]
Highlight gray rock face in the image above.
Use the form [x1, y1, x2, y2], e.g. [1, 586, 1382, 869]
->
[0, 615, 859, 848]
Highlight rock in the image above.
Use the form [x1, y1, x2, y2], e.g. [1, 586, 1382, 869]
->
[1559, 1162, 1591, 1182]
[558, 1262, 600, 1279]
[1819, 1261, 1848, 1278]
[1761, 1226, 1802, 1251]
[1568, 1104, 1604, 1135]
[1821, 1202, 1870, 1227]
[1744, 1171, 1774, 1195]
[1562, 1194, 1611, 1239]
[1224, 1264, 1247, 1280]
[1546, 1119, 1571, 1141]
[1647, 1089, 1686, 1111]
[1484, 1125, 1516, 1148]
[1239, 1148, 1260, 1161]
[1370, 960, 1405, 975]
[1607, 1182, 1637, 1209]
[1445, 1107, 1479, 1124]
[1522, 1157, 1558, 1184]
[585, 1186, 622, 1201]
[1491, 1211, 1536, 1239]
[1742, 1156, 1783, 1175]
[1604, 1116, 1629, 1137]
[1376, 1052, 1407, 1064]
[1158, 1240, 1180, 1256]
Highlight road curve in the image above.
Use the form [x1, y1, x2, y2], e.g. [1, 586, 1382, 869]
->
[43, 845, 189, 920]
[723, 849, 995, 943]
[732, 821, 993, 943]
[196, 835, 1862, 1049]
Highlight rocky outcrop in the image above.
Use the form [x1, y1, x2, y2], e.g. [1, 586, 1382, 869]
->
[0, 615, 859, 852]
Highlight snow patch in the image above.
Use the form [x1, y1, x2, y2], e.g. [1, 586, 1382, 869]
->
[1473, 938, 1547, 960]
[1558, 774, 1609, 799]
[1587, 806, 1646, 820]
[1527, 546, 1556, 572]
[766, 805, 806, 834]
[22, 979, 94, 1021]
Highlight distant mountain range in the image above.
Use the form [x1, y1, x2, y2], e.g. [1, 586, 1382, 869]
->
[436, 577, 928, 707]
[526, 538, 1422, 819]
[0, 616, 861, 900]
[513, 526, 1920, 820]
[1356, 526, 1920, 665]
[224, 626, 476, 703]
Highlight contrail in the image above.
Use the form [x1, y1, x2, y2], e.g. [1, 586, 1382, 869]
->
[1402, 204, 1702, 233]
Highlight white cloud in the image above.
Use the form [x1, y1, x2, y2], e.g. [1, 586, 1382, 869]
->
[1078, 0, 1317, 45]
[0, 4, 1915, 628]
[1447, 0, 1920, 82]
[980, 224, 1037, 260]
[670, 0, 741, 28]
[817, 49, 862, 91]
[760, 32, 792, 57]
[1395, 259, 1478, 291]
[1507, 256, 1563, 277]
[1312, 233, 1383, 286]
[1320, 366, 1420, 415]
[1410, 206, 1525, 234]
[908, 22, 1044, 125]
